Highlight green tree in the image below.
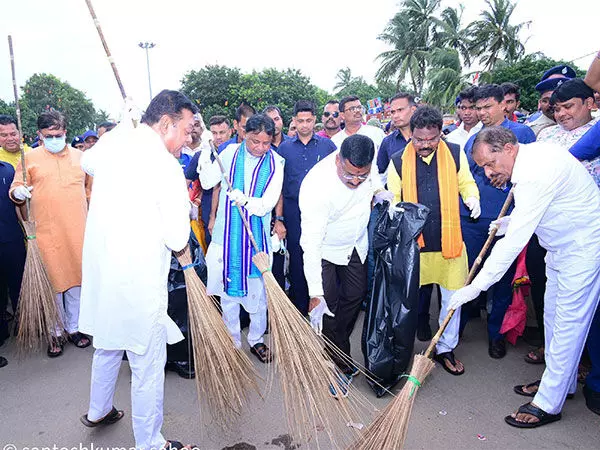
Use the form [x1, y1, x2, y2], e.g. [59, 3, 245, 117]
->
[0, 99, 16, 117]
[334, 67, 353, 93]
[20, 73, 102, 139]
[488, 53, 584, 112]
[376, 0, 441, 95]
[468, 0, 530, 71]
[424, 48, 468, 111]
[433, 6, 472, 66]
[180, 65, 242, 118]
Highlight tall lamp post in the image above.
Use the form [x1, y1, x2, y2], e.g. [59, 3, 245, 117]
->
[138, 42, 156, 102]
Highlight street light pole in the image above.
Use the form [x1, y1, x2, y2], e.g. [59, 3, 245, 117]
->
[138, 42, 156, 102]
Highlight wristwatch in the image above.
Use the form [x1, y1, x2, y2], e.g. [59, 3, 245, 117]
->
[275, 216, 285, 222]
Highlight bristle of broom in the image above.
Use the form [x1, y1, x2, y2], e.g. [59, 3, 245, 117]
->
[253, 251, 375, 448]
[175, 246, 262, 427]
[347, 354, 436, 450]
[16, 220, 64, 354]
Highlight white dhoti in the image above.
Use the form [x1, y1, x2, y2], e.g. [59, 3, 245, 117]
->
[54, 286, 81, 335]
[206, 243, 268, 348]
[87, 324, 167, 450]
[533, 254, 600, 414]
[436, 287, 461, 354]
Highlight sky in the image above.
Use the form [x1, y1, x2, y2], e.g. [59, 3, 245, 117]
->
[0, 0, 598, 118]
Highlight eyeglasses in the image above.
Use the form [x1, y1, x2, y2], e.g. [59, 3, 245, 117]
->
[412, 135, 441, 147]
[323, 111, 340, 118]
[343, 105, 365, 113]
[340, 169, 369, 181]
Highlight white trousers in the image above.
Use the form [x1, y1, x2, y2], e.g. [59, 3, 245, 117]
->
[436, 287, 461, 354]
[533, 256, 600, 414]
[87, 325, 167, 450]
[221, 277, 267, 348]
[54, 286, 81, 335]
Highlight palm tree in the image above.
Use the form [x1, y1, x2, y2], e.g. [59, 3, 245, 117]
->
[424, 48, 468, 110]
[376, 0, 441, 95]
[433, 6, 473, 67]
[467, 0, 530, 71]
[334, 67, 353, 93]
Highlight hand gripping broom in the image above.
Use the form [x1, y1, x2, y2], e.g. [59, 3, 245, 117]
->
[210, 142, 375, 447]
[348, 188, 515, 450]
[8, 35, 65, 353]
[83, 0, 260, 424]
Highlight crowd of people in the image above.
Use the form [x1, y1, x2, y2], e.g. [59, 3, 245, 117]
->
[1, 52, 600, 449]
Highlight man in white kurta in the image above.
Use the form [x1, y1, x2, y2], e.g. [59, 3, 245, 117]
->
[199, 114, 284, 362]
[449, 126, 600, 428]
[78, 90, 196, 450]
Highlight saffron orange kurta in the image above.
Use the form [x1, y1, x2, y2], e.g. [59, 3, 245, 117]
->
[10, 145, 90, 293]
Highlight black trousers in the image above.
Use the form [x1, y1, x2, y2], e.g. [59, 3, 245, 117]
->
[322, 249, 367, 375]
[285, 199, 310, 316]
[0, 238, 26, 344]
[526, 234, 547, 341]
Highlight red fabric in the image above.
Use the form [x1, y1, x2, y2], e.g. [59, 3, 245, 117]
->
[500, 246, 530, 345]
[189, 179, 201, 202]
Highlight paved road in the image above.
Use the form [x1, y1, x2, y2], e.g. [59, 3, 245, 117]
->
[1, 312, 598, 449]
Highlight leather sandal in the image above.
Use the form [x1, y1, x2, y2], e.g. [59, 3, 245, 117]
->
[80, 406, 124, 427]
[505, 402, 561, 428]
[434, 351, 464, 376]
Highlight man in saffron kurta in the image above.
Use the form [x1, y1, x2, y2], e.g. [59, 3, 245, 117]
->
[388, 106, 480, 375]
[10, 111, 91, 356]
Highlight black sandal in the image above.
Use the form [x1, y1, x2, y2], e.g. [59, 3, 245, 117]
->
[434, 351, 464, 376]
[504, 402, 561, 428]
[250, 343, 272, 363]
[80, 406, 124, 427]
[47, 338, 64, 358]
[164, 441, 200, 450]
[68, 332, 91, 348]
[514, 379, 574, 399]
[524, 347, 545, 364]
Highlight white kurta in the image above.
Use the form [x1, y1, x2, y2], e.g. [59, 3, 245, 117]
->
[78, 124, 190, 354]
[470, 141, 600, 414]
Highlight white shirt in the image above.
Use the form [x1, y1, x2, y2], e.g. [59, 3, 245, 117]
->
[472, 142, 600, 292]
[446, 121, 483, 149]
[79, 123, 190, 353]
[299, 151, 382, 297]
[331, 124, 386, 156]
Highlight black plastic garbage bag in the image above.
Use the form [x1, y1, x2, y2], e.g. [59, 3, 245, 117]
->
[167, 231, 207, 363]
[362, 201, 429, 397]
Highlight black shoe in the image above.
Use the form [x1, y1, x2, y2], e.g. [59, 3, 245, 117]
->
[0, 356, 7, 368]
[489, 338, 507, 359]
[165, 361, 195, 379]
[417, 320, 432, 342]
[584, 384, 600, 416]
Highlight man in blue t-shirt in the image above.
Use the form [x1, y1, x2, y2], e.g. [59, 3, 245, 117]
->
[462, 84, 536, 359]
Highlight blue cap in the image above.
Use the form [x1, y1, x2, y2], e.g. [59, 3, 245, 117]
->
[82, 130, 98, 140]
[71, 136, 84, 147]
[535, 76, 569, 93]
[541, 65, 576, 81]
[454, 96, 461, 106]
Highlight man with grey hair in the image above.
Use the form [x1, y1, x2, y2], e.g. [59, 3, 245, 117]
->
[448, 126, 600, 428]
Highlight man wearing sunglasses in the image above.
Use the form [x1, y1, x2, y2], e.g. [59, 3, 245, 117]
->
[317, 100, 342, 139]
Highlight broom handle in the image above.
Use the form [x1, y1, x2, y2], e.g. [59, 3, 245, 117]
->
[84, 0, 127, 100]
[424, 187, 515, 358]
[209, 141, 261, 254]
[8, 35, 30, 221]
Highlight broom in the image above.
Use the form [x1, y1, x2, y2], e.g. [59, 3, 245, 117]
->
[8, 35, 64, 353]
[174, 246, 262, 426]
[349, 188, 515, 450]
[83, 0, 263, 424]
[209, 142, 375, 447]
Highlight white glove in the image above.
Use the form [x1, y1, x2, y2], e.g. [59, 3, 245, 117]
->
[308, 296, 335, 335]
[189, 202, 199, 221]
[13, 185, 33, 201]
[489, 216, 511, 237]
[464, 196, 481, 219]
[374, 190, 395, 205]
[244, 197, 265, 217]
[448, 284, 482, 311]
[227, 188, 248, 206]
[121, 96, 142, 127]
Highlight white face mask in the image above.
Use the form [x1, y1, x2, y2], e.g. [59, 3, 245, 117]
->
[43, 135, 66, 153]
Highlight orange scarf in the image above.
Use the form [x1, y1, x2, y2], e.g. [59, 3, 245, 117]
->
[401, 140, 462, 259]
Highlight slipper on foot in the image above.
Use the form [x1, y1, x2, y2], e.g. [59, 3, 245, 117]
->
[80, 406, 124, 427]
[504, 402, 561, 428]
[434, 351, 464, 376]
[514, 380, 574, 399]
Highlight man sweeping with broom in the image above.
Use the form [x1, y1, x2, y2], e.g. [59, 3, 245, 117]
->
[449, 126, 600, 428]
[78, 90, 198, 450]
[200, 113, 284, 363]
